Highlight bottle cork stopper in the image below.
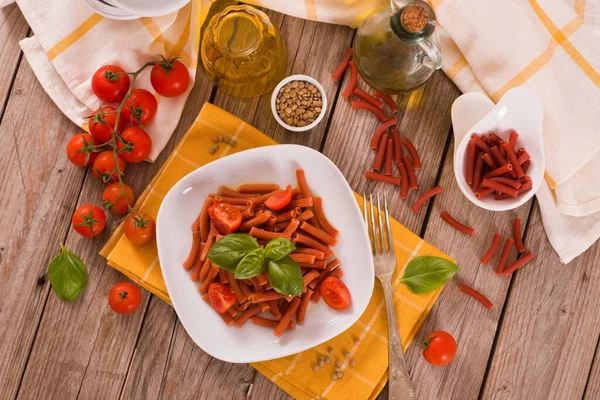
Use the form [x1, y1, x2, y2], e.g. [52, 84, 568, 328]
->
[401, 4, 428, 33]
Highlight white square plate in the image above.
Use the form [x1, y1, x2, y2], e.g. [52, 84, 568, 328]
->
[156, 145, 374, 363]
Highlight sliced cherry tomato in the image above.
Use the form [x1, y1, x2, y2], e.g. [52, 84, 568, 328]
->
[117, 127, 152, 163]
[124, 212, 156, 245]
[265, 185, 292, 211]
[91, 65, 130, 103]
[88, 106, 125, 143]
[150, 57, 190, 97]
[207, 283, 236, 313]
[71, 204, 106, 237]
[208, 203, 242, 235]
[102, 183, 134, 214]
[122, 89, 158, 126]
[422, 331, 457, 366]
[108, 282, 142, 314]
[66, 133, 98, 167]
[92, 150, 126, 183]
[320, 276, 351, 310]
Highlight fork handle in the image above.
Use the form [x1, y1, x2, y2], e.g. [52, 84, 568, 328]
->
[381, 277, 416, 400]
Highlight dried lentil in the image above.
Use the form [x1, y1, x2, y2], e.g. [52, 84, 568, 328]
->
[276, 80, 323, 127]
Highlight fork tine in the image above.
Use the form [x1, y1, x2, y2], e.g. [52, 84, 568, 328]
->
[363, 194, 373, 254]
[376, 193, 384, 252]
[384, 193, 394, 255]
[369, 193, 379, 255]
[363, 194, 368, 231]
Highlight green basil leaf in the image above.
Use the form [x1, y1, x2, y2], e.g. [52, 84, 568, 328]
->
[208, 233, 260, 272]
[399, 256, 457, 294]
[234, 248, 267, 279]
[264, 237, 296, 261]
[267, 256, 304, 297]
[47, 244, 87, 302]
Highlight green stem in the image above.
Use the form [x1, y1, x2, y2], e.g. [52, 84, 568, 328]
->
[107, 60, 160, 215]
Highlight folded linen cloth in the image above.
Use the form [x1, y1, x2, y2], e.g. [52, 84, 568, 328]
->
[433, 0, 600, 262]
[100, 103, 453, 400]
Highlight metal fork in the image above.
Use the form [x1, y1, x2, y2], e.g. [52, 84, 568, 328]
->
[363, 193, 416, 400]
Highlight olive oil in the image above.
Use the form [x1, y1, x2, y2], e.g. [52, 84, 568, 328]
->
[201, 5, 287, 98]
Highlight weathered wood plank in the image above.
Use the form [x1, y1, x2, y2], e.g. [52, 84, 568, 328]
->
[0, 58, 88, 398]
[402, 136, 532, 400]
[323, 70, 459, 234]
[16, 52, 214, 400]
[584, 341, 600, 399]
[0, 4, 28, 119]
[249, 373, 292, 400]
[251, 19, 354, 148]
[120, 297, 177, 400]
[482, 203, 600, 400]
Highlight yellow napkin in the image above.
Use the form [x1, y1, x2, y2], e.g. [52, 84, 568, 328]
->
[100, 103, 452, 400]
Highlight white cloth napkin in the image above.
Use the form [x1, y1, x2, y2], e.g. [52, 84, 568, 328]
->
[3, 0, 212, 161]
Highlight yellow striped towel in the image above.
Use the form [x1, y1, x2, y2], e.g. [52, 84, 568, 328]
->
[100, 103, 452, 400]
[432, 0, 600, 262]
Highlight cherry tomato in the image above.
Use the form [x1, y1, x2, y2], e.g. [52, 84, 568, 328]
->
[66, 133, 98, 167]
[92, 150, 126, 183]
[108, 282, 142, 314]
[207, 283, 236, 313]
[122, 89, 157, 126]
[117, 127, 152, 163]
[208, 203, 242, 235]
[91, 65, 130, 103]
[88, 106, 125, 143]
[422, 331, 457, 366]
[320, 276, 351, 310]
[124, 212, 156, 245]
[71, 204, 106, 237]
[102, 183, 134, 214]
[150, 58, 190, 97]
[265, 185, 293, 211]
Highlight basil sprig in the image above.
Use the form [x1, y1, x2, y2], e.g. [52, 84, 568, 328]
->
[47, 244, 88, 302]
[207, 234, 260, 272]
[208, 234, 303, 297]
[399, 256, 457, 294]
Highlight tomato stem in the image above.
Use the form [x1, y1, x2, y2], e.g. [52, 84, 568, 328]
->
[105, 60, 160, 215]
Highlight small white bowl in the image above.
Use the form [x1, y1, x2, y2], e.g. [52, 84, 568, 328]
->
[271, 74, 327, 132]
[452, 87, 545, 211]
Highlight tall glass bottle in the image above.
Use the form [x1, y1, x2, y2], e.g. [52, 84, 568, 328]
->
[353, 0, 442, 94]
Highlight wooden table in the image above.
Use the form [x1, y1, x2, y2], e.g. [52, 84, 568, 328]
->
[2, 4, 600, 399]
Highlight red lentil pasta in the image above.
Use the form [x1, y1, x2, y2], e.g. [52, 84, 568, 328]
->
[181, 168, 346, 336]
[465, 131, 533, 200]
[440, 210, 474, 235]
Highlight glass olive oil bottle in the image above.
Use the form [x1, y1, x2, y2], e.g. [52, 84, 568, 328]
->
[201, 5, 287, 98]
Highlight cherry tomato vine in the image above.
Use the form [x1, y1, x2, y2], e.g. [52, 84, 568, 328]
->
[68, 57, 190, 244]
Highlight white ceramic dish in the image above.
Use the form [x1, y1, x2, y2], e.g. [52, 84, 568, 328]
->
[156, 145, 374, 363]
[110, 0, 189, 17]
[83, 0, 140, 20]
[271, 75, 328, 132]
[452, 87, 545, 211]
